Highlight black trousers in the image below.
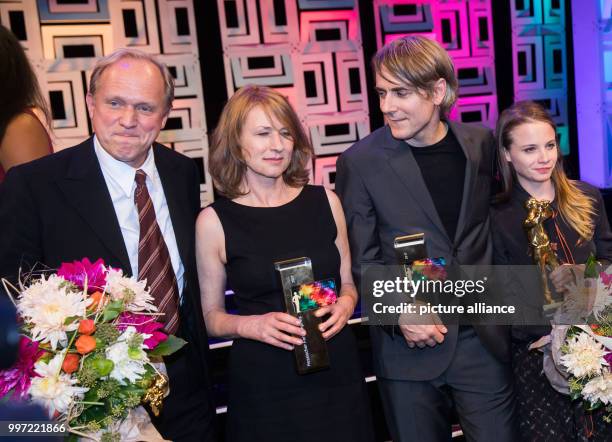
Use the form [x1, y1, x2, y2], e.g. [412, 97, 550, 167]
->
[378, 327, 517, 442]
[149, 331, 217, 441]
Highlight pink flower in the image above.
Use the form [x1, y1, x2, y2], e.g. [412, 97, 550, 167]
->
[600, 271, 612, 289]
[116, 313, 168, 349]
[604, 352, 612, 368]
[0, 337, 45, 400]
[58, 258, 107, 291]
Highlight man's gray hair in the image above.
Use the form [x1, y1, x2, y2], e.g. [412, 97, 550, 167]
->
[88, 48, 175, 113]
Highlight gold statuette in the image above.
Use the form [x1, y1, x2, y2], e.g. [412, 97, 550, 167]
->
[524, 198, 559, 303]
[142, 373, 169, 417]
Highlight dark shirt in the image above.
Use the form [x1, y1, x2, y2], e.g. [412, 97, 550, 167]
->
[410, 127, 466, 241]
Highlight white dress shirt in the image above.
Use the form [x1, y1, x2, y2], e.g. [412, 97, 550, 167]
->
[94, 136, 185, 300]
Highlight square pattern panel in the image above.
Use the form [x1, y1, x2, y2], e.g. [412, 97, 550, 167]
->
[0, 0, 212, 206]
[217, 0, 370, 190]
[373, 0, 498, 128]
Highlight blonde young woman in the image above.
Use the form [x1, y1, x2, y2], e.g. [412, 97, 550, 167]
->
[196, 85, 374, 442]
[492, 101, 612, 441]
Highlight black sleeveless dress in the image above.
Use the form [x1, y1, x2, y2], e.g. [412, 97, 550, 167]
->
[211, 185, 374, 442]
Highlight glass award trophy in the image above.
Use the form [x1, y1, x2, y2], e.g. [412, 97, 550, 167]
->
[274, 257, 330, 374]
[394, 233, 427, 277]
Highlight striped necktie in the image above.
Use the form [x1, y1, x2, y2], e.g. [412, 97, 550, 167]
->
[134, 169, 179, 334]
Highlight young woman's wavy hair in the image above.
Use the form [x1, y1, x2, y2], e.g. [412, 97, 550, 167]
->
[209, 85, 313, 199]
[0, 25, 51, 142]
[496, 101, 596, 241]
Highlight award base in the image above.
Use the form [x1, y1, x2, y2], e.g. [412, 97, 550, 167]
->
[294, 309, 329, 374]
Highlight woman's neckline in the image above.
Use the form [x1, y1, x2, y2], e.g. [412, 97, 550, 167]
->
[227, 185, 306, 209]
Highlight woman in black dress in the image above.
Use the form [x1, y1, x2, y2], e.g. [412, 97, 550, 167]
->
[196, 85, 374, 442]
[492, 101, 612, 441]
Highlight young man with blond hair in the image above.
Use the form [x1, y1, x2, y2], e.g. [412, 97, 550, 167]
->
[336, 36, 516, 441]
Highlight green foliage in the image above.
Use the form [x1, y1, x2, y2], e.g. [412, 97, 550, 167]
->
[121, 288, 135, 305]
[124, 391, 141, 408]
[101, 300, 124, 322]
[63, 315, 81, 326]
[90, 357, 114, 377]
[568, 377, 585, 401]
[127, 333, 144, 351]
[58, 280, 78, 292]
[76, 364, 98, 388]
[83, 420, 101, 433]
[94, 323, 120, 346]
[584, 253, 600, 278]
[96, 379, 120, 399]
[148, 335, 187, 357]
[100, 432, 121, 442]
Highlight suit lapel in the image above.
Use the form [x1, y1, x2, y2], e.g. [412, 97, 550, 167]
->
[449, 121, 481, 243]
[154, 144, 191, 270]
[56, 138, 132, 272]
[382, 127, 449, 241]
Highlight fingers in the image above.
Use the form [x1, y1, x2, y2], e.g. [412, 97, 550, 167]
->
[428, 327, 445, 344]
[319, 306, 349, 340]
[275, 317, 306, 339]
[275, 312, 302, 326]
[432, 331, 445, 344]
[321, 316, 344, 340]
[319, 312, 337, 333]
[267, 336, 295, 351]
[258, 313, 305, 348]
[400, 324, 445, 347]
[314, 306, 331, 318]
[432, 314, 448, 334]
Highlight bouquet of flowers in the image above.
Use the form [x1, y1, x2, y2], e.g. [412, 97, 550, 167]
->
[544, 263, 612, 421]
[559, 279, 612, 420]
[0, 258, 186, 441]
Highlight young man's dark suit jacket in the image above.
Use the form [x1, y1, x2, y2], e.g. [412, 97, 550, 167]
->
[0, 137, 216, 441]
[335, 121, 511, 380]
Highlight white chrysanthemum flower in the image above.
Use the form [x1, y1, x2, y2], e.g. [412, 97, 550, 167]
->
[104, 268, 157, 312]
[18, 275, 90, 350]
[582, 372, 612, 405]
[105, 326, 150, 385]
[560, 332, 609, 378]
[28, 353, 88, 417]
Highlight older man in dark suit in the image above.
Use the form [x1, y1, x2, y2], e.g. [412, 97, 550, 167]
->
[0, 49, 215, 441]
[336, 36, 516, 442]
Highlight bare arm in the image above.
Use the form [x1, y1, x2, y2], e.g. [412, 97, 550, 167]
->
[0, 112, 50, 171]
[196, 207, 305, 349]
[315, 188, 358, 339]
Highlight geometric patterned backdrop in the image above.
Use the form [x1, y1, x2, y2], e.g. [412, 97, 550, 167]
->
[373, 0, 498, 129]
[0, 0, 213, 206]
[509, 0, 570, 155]
[603, 0, 612, 184]
[572, 0, 612, 188]
[1, 1, 599, 199]
[218, 0, 498, 193]
[217, 0, 370, 192]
